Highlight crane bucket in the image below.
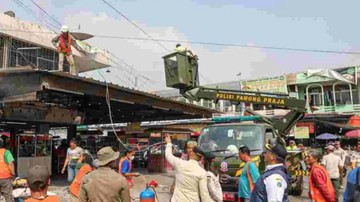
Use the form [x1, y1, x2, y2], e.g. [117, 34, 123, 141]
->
[163, 52, 199, 91]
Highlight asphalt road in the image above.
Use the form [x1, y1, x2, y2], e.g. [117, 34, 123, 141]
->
[48, 170, 347, 202]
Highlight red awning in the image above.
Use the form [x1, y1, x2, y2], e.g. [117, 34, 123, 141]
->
[349, 116, 360, 127]
[0, 132, 10, 138]
[345, 130, 360, 138]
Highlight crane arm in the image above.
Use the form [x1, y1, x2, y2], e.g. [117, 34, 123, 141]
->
[182, 86, 306, 144]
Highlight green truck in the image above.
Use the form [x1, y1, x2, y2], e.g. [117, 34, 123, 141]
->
[163, 52, 308, 201]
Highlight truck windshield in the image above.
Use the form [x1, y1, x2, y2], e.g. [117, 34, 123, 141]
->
[198, 125, 263, 155]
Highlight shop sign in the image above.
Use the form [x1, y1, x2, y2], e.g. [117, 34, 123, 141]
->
[138, 138, 149, 143]
[241, 76, 288, 94]
[76, 125, 88, 131]
[296, 66, 357, 85]
[150, 133, 161, 138]
[295, 127, 309, 139]
[296, 122, 314, 133]
[126, 122, 142, 132]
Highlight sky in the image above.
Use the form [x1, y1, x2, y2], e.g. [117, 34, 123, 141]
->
[2, 0, 360, 91]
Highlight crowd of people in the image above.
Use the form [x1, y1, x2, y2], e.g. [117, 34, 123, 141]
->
[2, 134, 360, 201]
[165, 135, 360, 202]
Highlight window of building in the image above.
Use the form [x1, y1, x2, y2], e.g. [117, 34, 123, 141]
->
[223, 101, 232, 112]
[202, 99, 213, 109]
[307, 87, 324, 106]
[334, 85, 353, 105]
[8, 38, 58, 70]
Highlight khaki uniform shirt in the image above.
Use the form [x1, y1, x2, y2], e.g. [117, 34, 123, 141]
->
[321, 153, 343, 179]
[165, 143, 212, 202]
[79, 167, 130, 202]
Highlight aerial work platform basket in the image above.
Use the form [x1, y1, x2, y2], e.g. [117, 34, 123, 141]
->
[162, 52, 199, 92]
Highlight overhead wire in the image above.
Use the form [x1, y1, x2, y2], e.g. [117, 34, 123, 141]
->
[13, 1, 147, 89]
[100, 0, 171, 52]
[11, 0, 59, 32]
[29, 0, 62, 27]
[3, 28, 360, 55]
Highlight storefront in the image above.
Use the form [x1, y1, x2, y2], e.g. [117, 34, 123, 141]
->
[16, 132, 52, 178]
[146, 127, 193, 173]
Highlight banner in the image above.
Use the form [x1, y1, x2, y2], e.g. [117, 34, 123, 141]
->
[295, 126, 309, 139]
[296, 122, 314, 133]
[241, 76, 288, 94]
[296, 66, 357, 85]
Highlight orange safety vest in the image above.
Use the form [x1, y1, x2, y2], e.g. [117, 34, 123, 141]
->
[309, 164, 335, 202]
[24, 195, 60, 202]
[57, 33, 72, 54]
[69, 164, 92, 197]
[0, 148, 12, 179]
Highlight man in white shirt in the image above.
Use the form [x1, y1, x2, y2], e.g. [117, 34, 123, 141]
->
[164, 134, 212, 202]
[333, 141, 346, 188]
[250, 141, 290, 202]
[321, 145, 343, 201]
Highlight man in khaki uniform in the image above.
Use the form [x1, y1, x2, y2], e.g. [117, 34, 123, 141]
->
[79, 147, 130, 202]
[165, 134, 212, 202]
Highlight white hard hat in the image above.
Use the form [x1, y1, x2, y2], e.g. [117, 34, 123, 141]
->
[60, 25, 69, 33]
[226, 145, 238, 154]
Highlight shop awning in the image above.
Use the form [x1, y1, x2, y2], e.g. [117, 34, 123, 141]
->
[0, 68, 218, 126]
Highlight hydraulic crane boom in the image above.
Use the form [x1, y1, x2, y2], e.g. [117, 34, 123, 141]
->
[163, 52, 307, 145]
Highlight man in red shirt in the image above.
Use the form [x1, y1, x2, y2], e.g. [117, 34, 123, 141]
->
[52, 25, 79, 75]
[305, 149, 336, 202]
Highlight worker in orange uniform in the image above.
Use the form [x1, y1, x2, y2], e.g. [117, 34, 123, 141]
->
[305, 149, 336, 202]
[69, 153, 98, 202]
[24, 165, 60, 202]
[0, 138, 15, 202]
[52, 25, 79, 75]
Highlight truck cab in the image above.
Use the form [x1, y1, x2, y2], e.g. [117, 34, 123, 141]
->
[198, 120, 275, 201]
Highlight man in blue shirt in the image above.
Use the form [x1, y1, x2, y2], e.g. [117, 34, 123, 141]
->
[238, 146, 260, 202]
[344, 166, 360, 202]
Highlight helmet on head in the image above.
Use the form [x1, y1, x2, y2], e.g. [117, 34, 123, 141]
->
[60, 25, 69, 33]
[176, 43, 181, 47]
[226, 145, 238, 154]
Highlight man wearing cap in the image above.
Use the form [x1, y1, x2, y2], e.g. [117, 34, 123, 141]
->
[0, 139, 15, 202]
[321, 145, 343, 200]
[286, 140, 298, 151]
[164, 134, 212, 202]
[250, 141, 290, 202]
[333, 141, 346, 189]
[181, 141, 197, 160]
[25, 165, 60, 202]
[52, 25, 80, 75]
[79, 147, 130, 202]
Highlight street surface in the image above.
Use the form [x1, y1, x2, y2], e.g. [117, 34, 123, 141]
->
[48, 168, 346, 202]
